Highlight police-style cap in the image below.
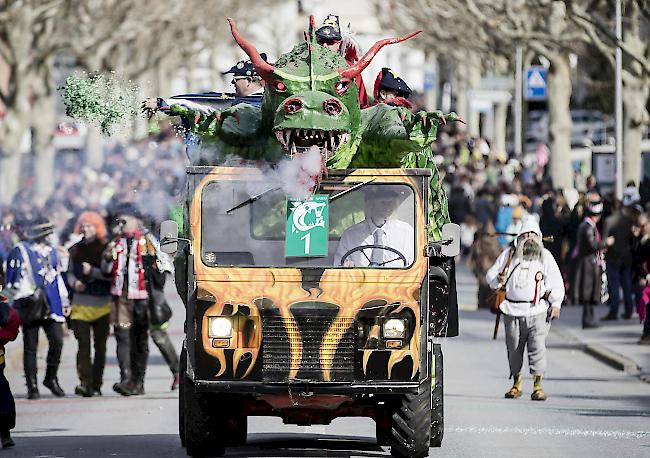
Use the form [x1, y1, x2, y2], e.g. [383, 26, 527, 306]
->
[316, 14, 342, 41]
[223, 53, 268, 77]
[377, 67, 412, 98]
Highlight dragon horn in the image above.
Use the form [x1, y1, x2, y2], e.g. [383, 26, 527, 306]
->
[339, 30, 422, 80]
[227, 18, 275, 80]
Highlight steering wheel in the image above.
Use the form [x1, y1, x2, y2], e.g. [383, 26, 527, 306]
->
[339, 244, 407, 267]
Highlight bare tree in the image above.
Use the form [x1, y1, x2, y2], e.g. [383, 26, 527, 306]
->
[380, 0, 589, 190]
[565, 0, 650, 186]
[0, 0, 281, 204]
[0, 0, 71, 204]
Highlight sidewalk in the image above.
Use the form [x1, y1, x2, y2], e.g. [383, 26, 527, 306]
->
[552, 304, 650, 381]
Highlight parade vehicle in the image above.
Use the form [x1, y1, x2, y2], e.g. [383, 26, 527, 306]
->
[151, 15, 462, 458]
[161, 166, 459, 458]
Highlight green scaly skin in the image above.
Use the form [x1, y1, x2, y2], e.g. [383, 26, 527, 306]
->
[157, 36, 460, 240]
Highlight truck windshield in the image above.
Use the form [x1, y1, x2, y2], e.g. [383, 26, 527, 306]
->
[200, 180, 416, 268]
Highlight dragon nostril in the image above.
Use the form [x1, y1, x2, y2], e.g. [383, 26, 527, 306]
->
[323, 99, 342, 116]
[283, 98, 304, 114]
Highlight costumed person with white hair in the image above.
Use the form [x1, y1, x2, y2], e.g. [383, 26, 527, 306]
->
[486, 218, 565, 401]
[315, 14, 369, 108]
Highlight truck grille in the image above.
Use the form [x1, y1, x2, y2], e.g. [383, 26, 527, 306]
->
[262, 314, 355, 382]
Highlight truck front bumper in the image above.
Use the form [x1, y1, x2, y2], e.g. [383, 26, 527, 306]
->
[193, 379, 422, 395]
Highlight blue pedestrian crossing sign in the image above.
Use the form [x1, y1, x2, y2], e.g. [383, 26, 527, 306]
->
[525, 66, 548, 101]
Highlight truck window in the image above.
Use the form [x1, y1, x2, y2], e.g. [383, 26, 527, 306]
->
[200, 181, 416, 268]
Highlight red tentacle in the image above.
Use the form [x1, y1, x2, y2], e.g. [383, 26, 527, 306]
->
[227, 18, 275, 80]
[339, 31, 421, 80]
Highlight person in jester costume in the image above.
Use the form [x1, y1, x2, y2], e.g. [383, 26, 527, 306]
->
[143, 16, 462, 241]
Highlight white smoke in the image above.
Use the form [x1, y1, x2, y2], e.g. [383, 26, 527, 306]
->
[192, 145, 325, 201]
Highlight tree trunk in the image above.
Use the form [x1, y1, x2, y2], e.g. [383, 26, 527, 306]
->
[621, 75, 649, 186]
[31, 90, 57, 206]
[86, 125, 104, 170]
[0, 87, 32, 205]
[493, 101, 507, 156]
[547, 53, 573, 190]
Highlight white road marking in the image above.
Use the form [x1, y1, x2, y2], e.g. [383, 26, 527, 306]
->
[449, 426, 650, 439]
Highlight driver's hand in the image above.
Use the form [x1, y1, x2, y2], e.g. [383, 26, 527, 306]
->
[343, 259, 354, 267]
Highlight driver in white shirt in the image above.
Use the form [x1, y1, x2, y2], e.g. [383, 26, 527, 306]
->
[334, 186, 414, 267]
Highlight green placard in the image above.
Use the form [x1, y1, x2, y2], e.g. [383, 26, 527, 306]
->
[285, 195, 329, 257]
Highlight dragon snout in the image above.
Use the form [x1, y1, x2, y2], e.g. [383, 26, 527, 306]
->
[282, 97, 342, 117]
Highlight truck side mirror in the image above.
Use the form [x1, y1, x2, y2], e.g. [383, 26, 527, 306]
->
[160, 220, 179, 254]
[440, 223, 461, 258]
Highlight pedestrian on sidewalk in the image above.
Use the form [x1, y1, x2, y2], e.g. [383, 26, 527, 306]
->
[633, 212, 650, 345]
[3, 217, 70, 399]
[602, 199, 636, 321]
[469, 221, 501, 309]
[67, 212, 112, 397]
[102, 204, 158, 396]
[486, 218, 565, 401]
[0, 287, 20, 448]
[142, 227, 180, 391]
[572, 199, 614, 329]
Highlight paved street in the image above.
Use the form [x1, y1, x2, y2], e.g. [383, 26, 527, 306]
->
[3, 270, 650, 458]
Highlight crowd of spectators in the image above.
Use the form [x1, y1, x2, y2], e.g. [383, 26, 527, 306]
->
[1, 123, 649, 345]
[434, 129, 650, 344]
[1, 127, 186, 255]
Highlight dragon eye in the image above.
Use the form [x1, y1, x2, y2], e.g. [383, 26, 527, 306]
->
[323, 99, 342, 116]
[272, 80, 287, 92]
[335, 80, 351, 95]
[283, 98, 304, 114]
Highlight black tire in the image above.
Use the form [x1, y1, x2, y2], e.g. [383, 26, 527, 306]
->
[376, 420, 391, 447]
[389, 378, 432, 458]
[179, 347, 186, 448]
[430, 344, 444, 447]
[184, 372, 225, 457]
[226, 414, 247, 446]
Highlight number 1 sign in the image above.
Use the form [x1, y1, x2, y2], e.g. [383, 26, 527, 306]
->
[285, 195, 329, 257]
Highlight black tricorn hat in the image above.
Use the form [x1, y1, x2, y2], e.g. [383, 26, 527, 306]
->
[112, 202, 142, 220]
[377, 67, 412, 98]
[223, 53, 268, 77]
[316, 14, 342, 41]
[26, 216, 54, 241]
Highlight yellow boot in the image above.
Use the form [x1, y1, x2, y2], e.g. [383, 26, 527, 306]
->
[505, 374, 523, 399]
[531, 375, 547, 401]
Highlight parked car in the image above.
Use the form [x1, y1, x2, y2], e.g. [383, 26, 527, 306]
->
[53, 120, 87, 151]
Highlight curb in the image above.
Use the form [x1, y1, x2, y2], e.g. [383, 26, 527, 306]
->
[550, 325, 643, 379]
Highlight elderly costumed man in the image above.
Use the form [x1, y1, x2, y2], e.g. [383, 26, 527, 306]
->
[486, 218, 565, 401]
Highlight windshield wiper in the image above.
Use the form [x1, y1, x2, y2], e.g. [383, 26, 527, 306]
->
[226, 186, 281, 214]
[329, 178, 376, 202]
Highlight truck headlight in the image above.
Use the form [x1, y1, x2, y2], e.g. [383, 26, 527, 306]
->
[383, 318, 406, 339]
[208, 317, 233, 338]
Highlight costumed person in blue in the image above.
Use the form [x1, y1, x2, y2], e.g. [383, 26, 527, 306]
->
[0, 286, 20, 448]
[372, 67, 413, 109]
[3, 217, 70, 399]
[222, 55, 267, 108]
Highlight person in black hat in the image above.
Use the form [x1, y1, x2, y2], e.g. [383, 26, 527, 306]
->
[3, 216, 70, 399]
[102, 204, 156, 396]
[373, 67, 413, 108]
[316, 14, 369, 108]
[222, 54, 268, 108]
[572, 195, 615, 329]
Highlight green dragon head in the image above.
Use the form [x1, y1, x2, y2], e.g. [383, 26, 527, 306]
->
[228, 17, 419, 167]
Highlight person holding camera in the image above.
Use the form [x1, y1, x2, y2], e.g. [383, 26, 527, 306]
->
[102, 204, 158, 396]
[3, 217, 70, 399]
